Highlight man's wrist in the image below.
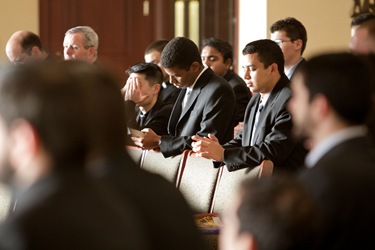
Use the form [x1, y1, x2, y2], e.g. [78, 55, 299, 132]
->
[221, 148, 225, 162]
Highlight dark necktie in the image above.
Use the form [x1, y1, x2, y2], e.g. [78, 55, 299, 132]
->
[139, 113, 147, 127]
[251, 98, 264, 145]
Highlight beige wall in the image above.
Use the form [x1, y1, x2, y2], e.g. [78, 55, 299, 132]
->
[238, 0, 353, 71]
[0, 0, 39, 64]
[267, 0, 353, 58]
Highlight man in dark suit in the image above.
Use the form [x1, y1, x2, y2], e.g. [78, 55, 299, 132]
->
[289, 53, 375, 249]
[192, 39, 306, 173]
[6, 30, 53, 65]
[0, 62, 148, 249]
[144, 40, 181, 104]
[133, 37, 236, 158]
[122, 62, 173, 136]
[270, 17, 307, 79]
[201, 38, 251, 126]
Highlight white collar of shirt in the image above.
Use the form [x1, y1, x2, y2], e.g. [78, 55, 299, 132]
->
[305, 125, 368, 168]
[186, 66, 208, 92]
[260, 92, 270, 106]
[285, 58, 304, 79]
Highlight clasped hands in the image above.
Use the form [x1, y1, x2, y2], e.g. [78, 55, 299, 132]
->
[131, 128, 161, 150]
[191, 134, 224, 162]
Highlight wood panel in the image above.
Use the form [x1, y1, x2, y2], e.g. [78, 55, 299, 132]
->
[39, 0, 237, 80]
[39, 0, 174, 83]
[199, 0, 234, 46]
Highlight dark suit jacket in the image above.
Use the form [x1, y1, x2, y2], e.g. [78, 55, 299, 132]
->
[299, 135, 375, 249]
[91, 151, 205, 250]
[125, 99, 173, 135]
[158, 81, 181, 105]
[290, 58, 306, 80]
[223, 74, 307, 172]
[160, 68, 236, 157]
[223, 70, 251, 126]
[0, 167, 149, 250]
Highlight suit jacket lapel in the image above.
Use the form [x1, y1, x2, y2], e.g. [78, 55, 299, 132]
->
[177, 68, 211, 122]
[168, 89, 185, 135]
[243, 94, 260, 145]
[179, 87, 201, 119]
[252, 74, 289, 144]
[168, 68, 213, 135]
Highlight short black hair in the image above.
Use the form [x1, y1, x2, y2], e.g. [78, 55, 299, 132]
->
[201, 38, 233, 63]
[299, 53, 373, 125]
[21, 32, 44, 54]
[126, 62, 163, 86]
[270, 17, 308, 55]
[351, 12, 375, 27]
[144, 40, 169, 55]
[238, 176, 317, 250]
[161, 37, 203, 70]
[242, 39, 285, 74]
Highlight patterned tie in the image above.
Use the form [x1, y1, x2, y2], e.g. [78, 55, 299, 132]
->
[251, 98, 264, 146]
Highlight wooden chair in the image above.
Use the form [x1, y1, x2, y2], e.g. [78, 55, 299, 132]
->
[210, 160, 274, 214]
[177, 151, 221, 213]
[125, 145, 145, 167]
[141, 149, 186, 185]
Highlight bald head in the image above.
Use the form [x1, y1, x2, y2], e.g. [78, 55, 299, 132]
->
[6, 31, 48, 64]
[350, 19, 375, 54]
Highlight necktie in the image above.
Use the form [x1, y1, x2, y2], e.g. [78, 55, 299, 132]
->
[139, 113, 146, 127]
[250, 99, 264, 146]
[182, 89, 192, 110]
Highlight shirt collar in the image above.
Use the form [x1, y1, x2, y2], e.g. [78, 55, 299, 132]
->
[285, 58, 304, 79]
[260, 92, 270, 105]
[187, 66, 208, 92]
[305, 125, 368, 168]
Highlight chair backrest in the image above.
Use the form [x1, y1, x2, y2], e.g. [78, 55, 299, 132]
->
[210, 160, 274, 214]
[141, 149, 184, 184]
[125, 145, 145, 167]
[0, 183, 11, 222]
[177, 151, 221, 213]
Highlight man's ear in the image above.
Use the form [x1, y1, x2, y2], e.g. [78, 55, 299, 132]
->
[190, 61, 201, 72]
[294, 39, 303, 53]
[224, 58, 233, 70]
[30, 46, 40, 56]
[270, 62, 279, 76]
[311, 93, 330, 122]
[88, 47, 97, 59]
[8, 119, 39, 171]
[153, 83, 161, 94]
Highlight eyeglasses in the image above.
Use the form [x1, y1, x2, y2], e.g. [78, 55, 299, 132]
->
[273, 39, 293, 45]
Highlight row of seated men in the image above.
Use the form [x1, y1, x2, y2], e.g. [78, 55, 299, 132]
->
[124, 17, 309, 172]
[1, 51, 375, 250]
[2, 13, 375, 249]
[5, 18, 308, 173]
